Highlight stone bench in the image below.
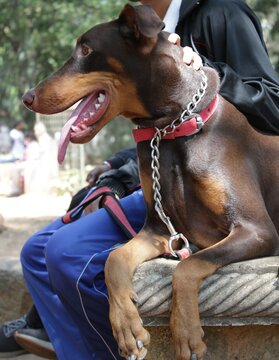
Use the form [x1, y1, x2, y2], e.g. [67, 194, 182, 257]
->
[1, 256, 279, 359]
[0, 257, 32, 323]
[134, 257, 279, 359]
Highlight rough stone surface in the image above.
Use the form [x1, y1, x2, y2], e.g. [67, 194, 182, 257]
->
[0, 257, 32, 323]
[1, 256, 279, 360]
[0, 214, 5, 233]
[146, 325, 279, 360]
[134, 256, 279, 324]
[1, 256, 279, 325]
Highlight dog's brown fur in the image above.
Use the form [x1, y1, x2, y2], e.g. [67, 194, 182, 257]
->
[23, 5, 279, 360]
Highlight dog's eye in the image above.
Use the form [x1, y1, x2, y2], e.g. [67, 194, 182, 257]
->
[81, 45, 91, 56]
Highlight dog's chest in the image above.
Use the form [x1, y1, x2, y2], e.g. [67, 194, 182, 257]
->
[164, 174, 230, 246]
[138, 141, 230, 244]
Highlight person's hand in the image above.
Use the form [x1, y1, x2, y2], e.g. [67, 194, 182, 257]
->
[86, 163, 111, 186]
[168, 33, 203, 70]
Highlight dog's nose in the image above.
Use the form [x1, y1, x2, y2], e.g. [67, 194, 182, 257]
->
[22, 88, 35, 108]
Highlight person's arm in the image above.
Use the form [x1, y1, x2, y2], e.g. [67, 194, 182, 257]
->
[105, 147, 137, 169]
[95, 157, 140, 199]
[86, 147, 137, 185]
[81, 154, 139, 215]
[189, 0, 279, 133]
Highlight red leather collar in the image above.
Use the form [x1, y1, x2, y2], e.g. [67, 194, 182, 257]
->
[133, 95, 219, 143]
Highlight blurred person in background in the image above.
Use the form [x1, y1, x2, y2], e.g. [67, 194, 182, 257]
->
[7, 122, 59, 196]
[0, 121, 25, 164]
[25, 122, 59, 194]
[7, 132, 40, 197]
[0, 125, 12, 156]
[9, 121, 25, 162]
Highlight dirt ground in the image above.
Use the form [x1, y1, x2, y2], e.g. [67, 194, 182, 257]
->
[0, 193, 71, 257]
[0, 192, 71, 360]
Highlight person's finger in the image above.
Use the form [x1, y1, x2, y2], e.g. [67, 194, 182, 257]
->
[182, 46, 194, 65]
[86, 164, 109, 184]
[192, 52, 203, 70]
[168, 33, 181, 46]
[86, 170, 98, 184]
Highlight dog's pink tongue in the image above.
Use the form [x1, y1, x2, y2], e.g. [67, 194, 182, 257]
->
[57, 95, 93, 164]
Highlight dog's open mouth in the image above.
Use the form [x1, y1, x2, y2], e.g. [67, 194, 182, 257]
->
[58, 90, 109, 164]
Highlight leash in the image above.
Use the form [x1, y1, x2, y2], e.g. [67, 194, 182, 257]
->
[133, 70, 216, 258]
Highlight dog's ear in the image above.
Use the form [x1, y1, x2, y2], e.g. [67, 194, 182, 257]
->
[118, 4, 164, 52]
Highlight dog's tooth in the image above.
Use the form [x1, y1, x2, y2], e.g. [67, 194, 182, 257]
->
[80, 123, 88, 130]
[98, 93, 105, 103]
[71, 125, 79, 132]
[90, 111, 95, 117]
[95, 103, 101, 110]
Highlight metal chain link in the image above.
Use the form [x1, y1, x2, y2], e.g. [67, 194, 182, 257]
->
[150, 70, 208, 257]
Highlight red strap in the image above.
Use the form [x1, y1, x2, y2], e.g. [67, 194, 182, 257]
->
[133, 95, 219, 143]
[62, 186, 136, 238]
[63, 186, 191, 260]
[163, 248, 191, 261]
[101, 195, 137, 238]
[63, 187, 119, 224]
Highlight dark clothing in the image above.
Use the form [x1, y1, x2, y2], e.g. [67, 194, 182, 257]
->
[95, 147, 139, 198]
[69, 147, 140, 207]
[105, 147, 137, 169]
[177, 0, 279, 133]
[96, 158, 139, 199]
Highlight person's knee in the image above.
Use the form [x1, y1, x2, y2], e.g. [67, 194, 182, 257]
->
[20, 234, 42, 268]
[45, 230, 76, 293]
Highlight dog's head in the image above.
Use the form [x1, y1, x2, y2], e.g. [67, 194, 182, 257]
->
[22, 4, 219, 163]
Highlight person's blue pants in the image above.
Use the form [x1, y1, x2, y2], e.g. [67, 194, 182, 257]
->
[20, 189, 146, 360]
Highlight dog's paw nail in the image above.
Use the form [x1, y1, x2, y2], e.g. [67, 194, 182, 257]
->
[191, 353, 198, 360]
[118, 348, 124, 357]
[137, 340, 143, 349]
[132, 295, 139, 304]
[128, 355, 137, 360]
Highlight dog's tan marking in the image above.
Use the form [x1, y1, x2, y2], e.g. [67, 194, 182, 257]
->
[33, 72, 150, 120]
[107, 57, 125, 74]
[196, 175, 227, 215]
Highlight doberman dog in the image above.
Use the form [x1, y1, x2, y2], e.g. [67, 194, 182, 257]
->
[22, 4, 279, 360]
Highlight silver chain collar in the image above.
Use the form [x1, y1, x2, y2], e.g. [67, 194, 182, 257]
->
[150, 69, 208, 257]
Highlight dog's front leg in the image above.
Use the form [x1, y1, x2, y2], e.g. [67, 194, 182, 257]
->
[170, 222, 279, 360]
[105, 227, 169, 359]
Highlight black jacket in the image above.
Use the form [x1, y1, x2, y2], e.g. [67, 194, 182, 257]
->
[68, 147, 139, 209]
[95, 147, 139, 198]
[177, 0, 279, 134]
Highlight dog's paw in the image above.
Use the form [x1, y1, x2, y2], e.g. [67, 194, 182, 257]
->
[110, 295, 150, 359]
[170, 312, 206, 360]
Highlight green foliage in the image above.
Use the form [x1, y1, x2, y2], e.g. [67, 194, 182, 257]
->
[247, 0, 279, 72]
